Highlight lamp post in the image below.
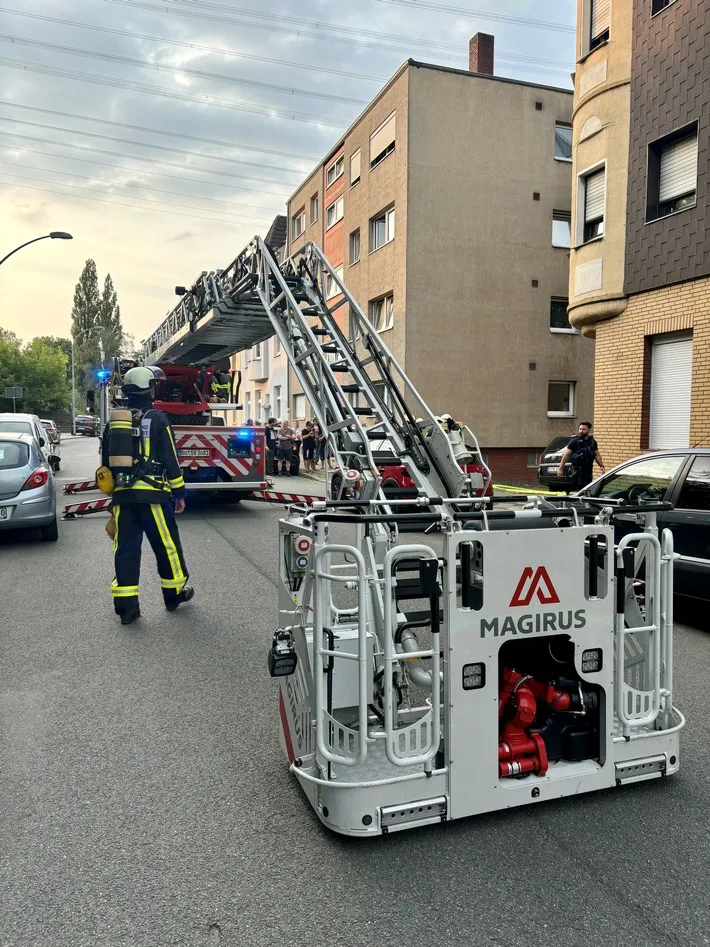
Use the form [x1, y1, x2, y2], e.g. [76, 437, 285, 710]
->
[0, 231, 73, 267]
[71, 324, 108, 435]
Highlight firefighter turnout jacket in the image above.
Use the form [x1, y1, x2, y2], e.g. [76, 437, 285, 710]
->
[101, 407, 186, 503]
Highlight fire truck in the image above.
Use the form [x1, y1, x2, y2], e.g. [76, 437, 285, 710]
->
[142, 237, 684, 836]
[108, 357, 267, 501]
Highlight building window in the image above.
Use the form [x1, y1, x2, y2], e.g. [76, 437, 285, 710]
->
[550, 297, 574, 332]
[370, 112, 396, 169]
[647, 125, 698, 222]
[527, 451, 540, 468]
[547, 381, 575, 417]
[273, 334, 281, 355]
[589, 0, 610, 50]
[292, 209, 305, 240]
[652, 0, 676, 14]
[244, 392, 251, 420]
[326, 195, 344, 229]
[649, 332, 693, 449]
[325, 265, 344, 300]
[349, 228, 360, 265]
[369, 294, 394, 333]
[326, 155, 344, 188]
[310, 194, 318, 224]
[273, 385, 282, 421]
[293, 393, 306, 421]
[350, 150, 361, 186]
[252, 343, 261, 359]
[370, 206, 395, 251]
[254, 389, 262, 421]
[554, 123, 573, 161]
[552, 211, 571, 248]
[581, 167, 605, 242]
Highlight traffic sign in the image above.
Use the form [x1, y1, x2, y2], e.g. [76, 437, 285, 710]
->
[5, 386, 22, 399]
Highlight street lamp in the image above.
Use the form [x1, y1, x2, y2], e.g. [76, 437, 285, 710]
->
[0, 231, 73, 267]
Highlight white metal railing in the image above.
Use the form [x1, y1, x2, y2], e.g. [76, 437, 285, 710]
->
[615, 532, 663, 735]
[313, 545, 369, 767]
[383, 545, 441, 768]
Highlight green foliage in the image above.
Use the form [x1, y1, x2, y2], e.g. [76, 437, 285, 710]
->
[33, 336, 73, 381]
[70, 260, 124, 391]
[0, 330, 71, 416]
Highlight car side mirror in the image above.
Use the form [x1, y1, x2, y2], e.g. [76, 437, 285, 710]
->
[39, 436, 46, 447]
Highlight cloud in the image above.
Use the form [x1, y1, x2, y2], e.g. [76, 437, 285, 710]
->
[0, 0, 576, 343]
[166, 231, 197, 243]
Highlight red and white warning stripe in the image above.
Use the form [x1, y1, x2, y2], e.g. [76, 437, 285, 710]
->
[63, 480, 99, 494]
[247, 490, 325, 504]
[62, 497, 112, 518]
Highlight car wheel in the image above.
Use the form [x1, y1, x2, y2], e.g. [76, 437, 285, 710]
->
[41, 517, 59, 542]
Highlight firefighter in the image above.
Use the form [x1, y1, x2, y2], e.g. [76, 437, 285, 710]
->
[102, 365, 194, 625]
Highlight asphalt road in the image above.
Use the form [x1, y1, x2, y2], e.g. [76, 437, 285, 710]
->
[1, 437, 709, 947]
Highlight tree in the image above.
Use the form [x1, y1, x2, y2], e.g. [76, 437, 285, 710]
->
[34, 336, 73, 381]
[97, 273, 124, 359]
[0, 331, 71, 416]
[70, 260, 124, 392]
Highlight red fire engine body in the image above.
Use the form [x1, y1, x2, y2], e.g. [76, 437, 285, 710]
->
[153, 364, 267, 497]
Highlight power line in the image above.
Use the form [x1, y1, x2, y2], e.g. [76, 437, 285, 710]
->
[1, 8, 388, 83]
[0, 170, 272, 223]
[375, 0, 576, 33]
[0, 131, 290, 197]
[0, 34, 370, 108]
[0, 101, 319, 163]
[0, 116, 298, 187]
[0, 157, 284, 214]
[0, 57, 349, 129]
[0, 175, 259, 227]
[101, 0, 572, 75]
[103, 0, 466, 62]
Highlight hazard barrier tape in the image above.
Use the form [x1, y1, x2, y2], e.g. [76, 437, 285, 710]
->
[63, 480, 99, 494]
[248, 490, 325, 504]
[63, 497, 112, 518]
[493, 483, 567, 497]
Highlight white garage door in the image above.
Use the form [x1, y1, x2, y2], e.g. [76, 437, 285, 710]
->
[649, 333, 693, 449]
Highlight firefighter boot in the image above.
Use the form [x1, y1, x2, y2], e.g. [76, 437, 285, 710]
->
[165, 585, 195, 612]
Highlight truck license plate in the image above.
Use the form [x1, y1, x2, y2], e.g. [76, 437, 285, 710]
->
[179, 449, 211, 457]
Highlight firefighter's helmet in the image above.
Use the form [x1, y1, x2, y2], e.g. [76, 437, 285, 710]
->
[122, 365, 165, 395]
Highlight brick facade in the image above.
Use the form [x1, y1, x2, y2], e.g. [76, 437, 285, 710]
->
[485, 448, 543, 486]
[593, 278, 710, 469]
[625, 0, 710, 295]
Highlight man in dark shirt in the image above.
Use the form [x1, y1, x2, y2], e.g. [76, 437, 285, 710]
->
[557, 421, 605, 490]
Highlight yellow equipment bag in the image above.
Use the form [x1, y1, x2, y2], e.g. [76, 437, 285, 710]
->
[96, 465, 115, 495]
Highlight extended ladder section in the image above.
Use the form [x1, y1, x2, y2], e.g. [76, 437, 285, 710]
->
[143, 238, 469, 501]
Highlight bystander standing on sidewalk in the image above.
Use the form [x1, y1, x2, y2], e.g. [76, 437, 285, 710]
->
[276, 419, 296, 475]
[264, 417, 278, 475]
[300, 421, 316, 473]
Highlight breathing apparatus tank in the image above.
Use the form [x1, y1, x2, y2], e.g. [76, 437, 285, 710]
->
[107, 409, 136, 487]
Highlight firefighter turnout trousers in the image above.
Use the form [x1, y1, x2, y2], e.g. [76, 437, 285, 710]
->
[111, 501, 189, 613]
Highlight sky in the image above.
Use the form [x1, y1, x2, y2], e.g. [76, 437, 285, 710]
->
[0, 0, 576, 346]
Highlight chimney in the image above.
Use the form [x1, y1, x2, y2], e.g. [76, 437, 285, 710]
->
[469, 33, 494, 76]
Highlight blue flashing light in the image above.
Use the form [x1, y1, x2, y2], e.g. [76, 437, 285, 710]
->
[95, 369, 111, 382]
[236, 429, 252, 438]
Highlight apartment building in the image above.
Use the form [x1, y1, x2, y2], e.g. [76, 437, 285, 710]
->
[286, 36, 594, 482]
[234, 215, 288, 424]
[569, 0, 710, 467]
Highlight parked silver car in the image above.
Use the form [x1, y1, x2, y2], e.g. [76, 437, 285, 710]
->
[0, 432, 58, 541]
[0, 412, 61, 471]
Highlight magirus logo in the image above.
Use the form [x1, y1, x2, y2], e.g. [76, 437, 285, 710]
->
[509, 566, 559, 607]
[479, 566, 585, 638]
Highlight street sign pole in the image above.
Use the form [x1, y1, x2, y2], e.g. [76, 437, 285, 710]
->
[5, 386, 23, 413]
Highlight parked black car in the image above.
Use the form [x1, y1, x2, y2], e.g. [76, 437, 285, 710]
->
[537, 435, 576, 493]
[74, 415, 99, 436]
[578, 449, 710, 603]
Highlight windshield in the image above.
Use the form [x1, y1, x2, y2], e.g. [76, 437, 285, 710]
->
[0, 441, 29, 469]
[542, 436, 571, 459]
[0, 420, 33, 436]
